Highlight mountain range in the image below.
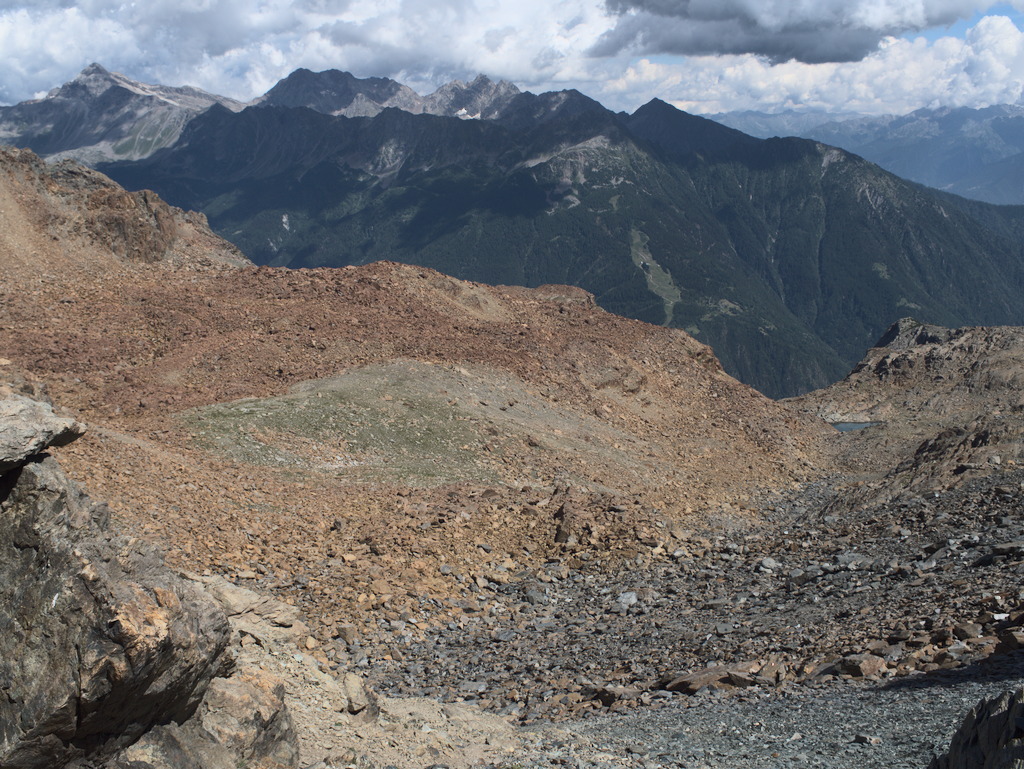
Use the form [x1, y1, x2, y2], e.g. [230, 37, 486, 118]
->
[6, 65, 1024, 397]
[712, 104, 1024, 205]
[0, 64, 521, 165]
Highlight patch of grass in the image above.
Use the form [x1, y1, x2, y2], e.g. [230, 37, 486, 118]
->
[180, 364, 503, 486]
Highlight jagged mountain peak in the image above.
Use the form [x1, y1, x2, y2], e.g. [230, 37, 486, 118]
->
[255, 67, 523, 120]
[423, 74, 520, 119]
[633, 97, 675, 113]
[44, 64, 236, 110]
[256, 68, 423, 117]
[47, 62, 119, 98]
[0, 65, 244, 164]
[78, 61, 113, 80]
[428, 73, 517, 95]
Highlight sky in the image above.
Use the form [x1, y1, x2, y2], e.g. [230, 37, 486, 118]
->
[2, 0, 1024, 116]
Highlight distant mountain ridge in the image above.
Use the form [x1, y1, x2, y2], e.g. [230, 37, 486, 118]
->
[254, 68, 521, 119]
[0, 65, 527, 165]
[0, 63, 246, 164]
[711, 104, 1024, 204]
[8, 65, 1024, 397]
[10, 65, 1024, 204]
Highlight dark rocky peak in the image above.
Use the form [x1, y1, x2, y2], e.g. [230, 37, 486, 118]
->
[257, 68, 425, 117]
[423, 73, 521, 119]
[482, 88, 634, 157]
[141, 103, 355, 182]
[122, 102, 513, 188]
[257, 68, 525, 120]
[872, 317, 959, 350]
[357, 107, 517, 175]
[624, 98, 760, 158]
[494, 88, 617, 134]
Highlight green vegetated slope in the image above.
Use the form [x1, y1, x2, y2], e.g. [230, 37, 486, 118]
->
[180, 359, 674, 490]
[102, 97, 1024, 398]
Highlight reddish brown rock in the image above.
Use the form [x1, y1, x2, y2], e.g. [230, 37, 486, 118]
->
[836, 654, 888, 678]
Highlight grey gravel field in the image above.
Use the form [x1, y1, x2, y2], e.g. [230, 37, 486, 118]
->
[498, 653, 1024, 768]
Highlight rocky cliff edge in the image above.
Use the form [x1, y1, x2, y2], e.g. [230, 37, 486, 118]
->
[0, 384, 298, 769]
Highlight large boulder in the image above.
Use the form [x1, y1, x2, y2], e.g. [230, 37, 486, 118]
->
[0, 393, 297, 768]
[108, 673, 298, 769]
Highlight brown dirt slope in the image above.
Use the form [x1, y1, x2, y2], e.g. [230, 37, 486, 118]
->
[0, 145, 248, 281]
[0, 146, 834, 647]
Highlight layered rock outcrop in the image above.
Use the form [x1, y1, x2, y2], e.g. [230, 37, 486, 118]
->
[0, 391, 298, 768]
[930, 688, 1024, 769]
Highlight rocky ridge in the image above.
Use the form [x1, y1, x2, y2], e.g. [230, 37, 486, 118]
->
[0, 145, 248, 287]
[257, 68, 521, 120]
[791, 318, 1024, 506]
[0, 65, 524, 166]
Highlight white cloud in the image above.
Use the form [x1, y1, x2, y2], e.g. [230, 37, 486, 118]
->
[594, 14, 1024, 114]
[0, 0, 1022, 117]
[0, 8, 141, 102]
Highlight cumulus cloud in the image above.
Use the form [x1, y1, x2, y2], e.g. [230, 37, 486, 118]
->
[600, 14, 1024, 114]
[594, 0, 1018, 63]
[0, 0, 1023, 118]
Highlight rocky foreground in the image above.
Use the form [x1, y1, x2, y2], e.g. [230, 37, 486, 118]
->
[361, 469, 1024, 723]
[7, 385, 1024, 768]
[0, 386, 297, 767]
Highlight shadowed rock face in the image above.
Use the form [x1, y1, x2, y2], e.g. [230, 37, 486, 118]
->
[0, 455, 233, 767]
[930, 688, 1024, 769]
[0, 391, 298, 769]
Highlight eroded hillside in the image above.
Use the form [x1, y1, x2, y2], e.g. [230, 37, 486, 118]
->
[0, 146, 835, 651]
[9, 147, 1024, 764]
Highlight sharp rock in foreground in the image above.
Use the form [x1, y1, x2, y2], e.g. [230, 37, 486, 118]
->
[0, 382, 299, 768]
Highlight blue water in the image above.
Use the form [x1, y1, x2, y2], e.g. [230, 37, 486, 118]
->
[831, 421, 880, 432]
